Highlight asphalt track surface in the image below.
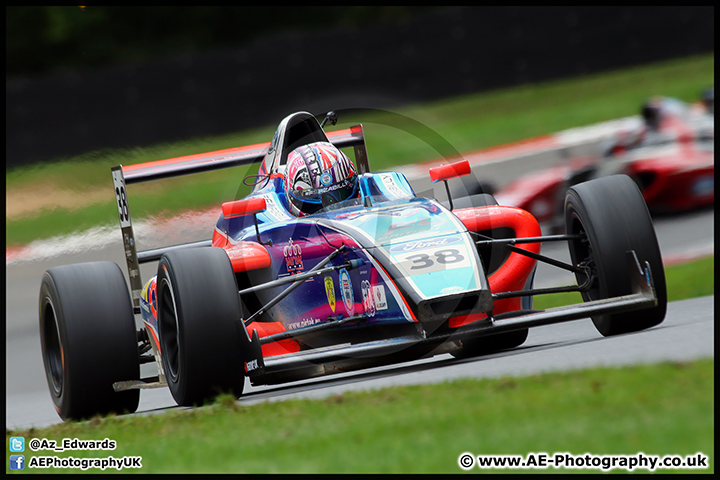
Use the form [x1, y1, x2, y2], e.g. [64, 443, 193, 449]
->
[5, 140, 714, 431]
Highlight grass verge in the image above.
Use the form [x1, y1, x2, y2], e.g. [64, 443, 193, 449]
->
[6, 359, 713, 474]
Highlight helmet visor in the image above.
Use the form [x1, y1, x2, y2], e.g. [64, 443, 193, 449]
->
[320, 177, 358, 208]
[289, 177, 358, 215]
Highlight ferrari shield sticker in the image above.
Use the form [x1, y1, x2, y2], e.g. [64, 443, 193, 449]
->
[339, 268, 354, 316]
[324, 276, 336, 313]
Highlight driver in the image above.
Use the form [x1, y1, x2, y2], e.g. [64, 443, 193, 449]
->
[701, 87, 714, 115]
[284, 141, 359, 216]
[641, 98, 664, 131]
[603, 97, 672, 156]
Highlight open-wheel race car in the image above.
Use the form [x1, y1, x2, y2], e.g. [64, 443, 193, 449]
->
[39, 111, 667, 420]
[494, 95, 714, 231]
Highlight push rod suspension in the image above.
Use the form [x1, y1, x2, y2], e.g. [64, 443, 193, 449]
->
[470, 232, 586, 274]
[492, 264, 593, 300]
[492, 283, 585, 300]
[473, 234, 584, 245]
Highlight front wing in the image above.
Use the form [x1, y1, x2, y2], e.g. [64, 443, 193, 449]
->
[248, 251, 656, 384]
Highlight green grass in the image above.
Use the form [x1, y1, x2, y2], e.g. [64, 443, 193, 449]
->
[6, 359, 713, 474]
[5, 53, 714, 246]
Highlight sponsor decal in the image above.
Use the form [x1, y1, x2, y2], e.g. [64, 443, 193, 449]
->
[361, 280, 376, 318]
[373, 285, 388, 311]
[123, 233, 133, 260]
[245, 360, 260, 373]
[149, 277, 157, 319]
[324, 276, 336, 313]
[315, 178, 353, 195]
[379, 173, 406, 198]
[283, 238, 303, 273]
[261, 193, 292, 220]
[339, 268, 354, 316]
[388, 236, 462, 253]
[287, 317, 322, 330]
[320, 172, 333, 186]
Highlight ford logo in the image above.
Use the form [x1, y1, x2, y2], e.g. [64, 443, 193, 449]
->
[388, 236, 462, 252]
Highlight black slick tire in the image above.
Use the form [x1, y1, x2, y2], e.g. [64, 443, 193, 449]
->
[156, 247, 246, 407]
[564, 174, 667, 336]
[39, 261, 140, 420]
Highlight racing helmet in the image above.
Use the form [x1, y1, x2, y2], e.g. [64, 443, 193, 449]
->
[641, 98, 663, 131]
[284, 141, 358, 216]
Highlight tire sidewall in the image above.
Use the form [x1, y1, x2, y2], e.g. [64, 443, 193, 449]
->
[157, 247, 246, 406]
[564, 175, 667, 336]
[38, 262, 140, 420]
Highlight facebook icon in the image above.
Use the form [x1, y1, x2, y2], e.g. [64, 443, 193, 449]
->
[9, 455, 25, 470]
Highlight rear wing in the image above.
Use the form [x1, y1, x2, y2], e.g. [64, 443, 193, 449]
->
[111, 125, 369, 313]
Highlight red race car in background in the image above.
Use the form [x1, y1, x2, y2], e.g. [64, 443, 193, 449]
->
[493, 94, 714, 231]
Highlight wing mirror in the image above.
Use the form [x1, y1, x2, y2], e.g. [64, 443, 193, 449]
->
[221, 197, 271, 245]
[429, 159, 471, 210]
[222, 197, 267, 218]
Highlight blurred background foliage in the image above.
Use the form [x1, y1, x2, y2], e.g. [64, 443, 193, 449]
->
[6, 6, 440, 77]
[6, 6, 713, 167]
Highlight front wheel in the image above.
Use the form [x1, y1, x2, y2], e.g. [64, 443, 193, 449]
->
[157, 247, 246, 407]
[39, 262, 140, 420]
[564, 174, 667, 336]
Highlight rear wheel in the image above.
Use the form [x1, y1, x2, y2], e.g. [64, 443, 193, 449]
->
[157, 247, 246, 407]
[564, 174, 667, 336]
[39, 262, 140, 420]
